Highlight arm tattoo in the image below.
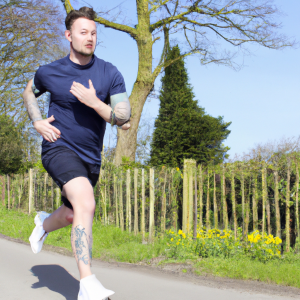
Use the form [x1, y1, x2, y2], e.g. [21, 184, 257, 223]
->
[23, 88, 43, 123]
[71, 225, 90, 266]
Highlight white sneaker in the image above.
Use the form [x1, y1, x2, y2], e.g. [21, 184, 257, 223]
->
[29, 211, 50, 254]
[78, 274, 114, 300]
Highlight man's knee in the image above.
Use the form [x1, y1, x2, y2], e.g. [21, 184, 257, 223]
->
[73, 197, 96, 215]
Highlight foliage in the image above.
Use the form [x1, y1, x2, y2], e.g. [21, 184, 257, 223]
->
[62, 0, 293, 163]
[166, 228, 282, 262]
[150, 45, 231, 167]
[0, 0, 67, 124]
[0, 114, 25, 174]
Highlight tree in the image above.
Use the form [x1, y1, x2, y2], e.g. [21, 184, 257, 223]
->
[61, 0, 293, 164]
[150, 45, 230, 167]
[0, 114, 25, 174]
[0, 0, 68, 124]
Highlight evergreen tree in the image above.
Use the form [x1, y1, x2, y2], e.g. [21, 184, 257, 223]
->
[150, 46, 231, 167]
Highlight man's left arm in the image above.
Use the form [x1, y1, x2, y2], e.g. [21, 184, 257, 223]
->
[69, 79, 131, 130]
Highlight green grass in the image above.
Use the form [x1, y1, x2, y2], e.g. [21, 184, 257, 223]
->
[1, 207, 300, 289]
[0, 207, 168, 263]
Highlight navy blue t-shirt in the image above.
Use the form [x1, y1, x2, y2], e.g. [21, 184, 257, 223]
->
[33, 54, 126, 168]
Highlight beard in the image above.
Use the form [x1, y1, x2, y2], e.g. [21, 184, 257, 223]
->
[72, 43, 94, 57]
[73, 48, 94, 57]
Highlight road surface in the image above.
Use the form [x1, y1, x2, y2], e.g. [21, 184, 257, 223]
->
[0, 237, 298, 300]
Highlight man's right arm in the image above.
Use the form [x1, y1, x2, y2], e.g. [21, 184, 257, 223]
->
[23, 79, 61, 143]
[23, 79, 43, 123]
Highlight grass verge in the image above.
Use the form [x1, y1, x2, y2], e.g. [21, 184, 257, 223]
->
[1, 207, 300, 289]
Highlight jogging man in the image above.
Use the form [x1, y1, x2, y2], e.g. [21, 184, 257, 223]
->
[22, 7, 130, 300]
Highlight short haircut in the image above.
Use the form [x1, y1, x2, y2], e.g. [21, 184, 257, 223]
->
[65, 6, 96, 31]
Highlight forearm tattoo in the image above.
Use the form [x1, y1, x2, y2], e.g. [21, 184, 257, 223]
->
[23, 89, 43, 123]
[71, 225, 91, 266]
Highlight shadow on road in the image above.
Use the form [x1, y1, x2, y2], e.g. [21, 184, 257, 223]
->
[31, 264, 79, 299]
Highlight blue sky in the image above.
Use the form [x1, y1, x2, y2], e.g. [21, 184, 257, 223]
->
[65, 0, 300, 158]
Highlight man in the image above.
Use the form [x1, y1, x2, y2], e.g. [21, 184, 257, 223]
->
[22, 6, 130, 300]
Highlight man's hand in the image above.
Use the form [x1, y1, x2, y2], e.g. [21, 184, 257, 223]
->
[34, 115, 61, 143]
[70, 80, 99, 109]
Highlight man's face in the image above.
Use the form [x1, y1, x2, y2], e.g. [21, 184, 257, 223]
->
[66, 17, 97, 57]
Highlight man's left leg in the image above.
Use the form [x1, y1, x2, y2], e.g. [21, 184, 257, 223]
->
[43, 203, 74, 233]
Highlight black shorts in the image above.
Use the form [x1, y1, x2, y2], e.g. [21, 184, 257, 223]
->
[42, 146, 100, 210]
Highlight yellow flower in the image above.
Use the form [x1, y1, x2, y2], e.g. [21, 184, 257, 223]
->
[182, 233, 186, 239]
[178, 229, 183, 235]
[171, 238, 174, 241]
[176, 242, 180, 245]
[176, 167, 179, 171]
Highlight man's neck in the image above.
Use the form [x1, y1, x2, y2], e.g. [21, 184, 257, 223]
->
[69, 47, 92, 65]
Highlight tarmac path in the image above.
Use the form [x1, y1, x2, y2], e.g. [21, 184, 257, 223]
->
[0, 236, 299, 300]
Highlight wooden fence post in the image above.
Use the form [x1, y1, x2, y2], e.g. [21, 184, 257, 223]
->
[222, 165, 228, 230]
[274, 169, 281, 238]
[231, 169, 237, 239]
[126, 169, 131, 232]
[198, 165, 203, 229]
[262, 167, 266, 236]
[51, 178, 54, 212]
[114, 175, 119, 227]
[1, 175, 5, 206]
[286, 163, 291, 252]
[56, 187, 60, 210]
[161, 169, 167, 233]
[149, 168, 155, 243]
[119, 172, 124, 231]
[7, 174, 10, 210]
[252, 175, 258, 231]
[241, 171, 245, 237]
[206, 169, 210, 230]
[213, 172, 218, 229]
[296, 162, 299, 239]
[183, 159, 196, 234]
[193, 167, 198, 239]
[141, 169, 145, 240]
[44, 173, 48, 210]
[29, 169, 33, 214]
[134, 168, 138, 235]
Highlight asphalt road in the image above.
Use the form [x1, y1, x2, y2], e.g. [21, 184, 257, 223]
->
[0, 237, 297, 300]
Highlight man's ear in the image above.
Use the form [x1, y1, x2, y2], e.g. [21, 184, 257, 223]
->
[65, 30, 72, 42]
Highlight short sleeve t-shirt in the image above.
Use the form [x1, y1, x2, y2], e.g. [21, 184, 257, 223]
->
[33, 54, 126, 168]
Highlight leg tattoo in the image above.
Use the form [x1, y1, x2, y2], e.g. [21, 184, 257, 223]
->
[71, 225, 90, 265]
[88, 234, 93, 267]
